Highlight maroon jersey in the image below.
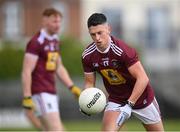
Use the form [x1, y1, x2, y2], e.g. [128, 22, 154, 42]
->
[82, 36, 154, 109]
[26, 29, 60, 94]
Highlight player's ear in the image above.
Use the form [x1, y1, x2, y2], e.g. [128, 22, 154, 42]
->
[107, 24, 111, 34]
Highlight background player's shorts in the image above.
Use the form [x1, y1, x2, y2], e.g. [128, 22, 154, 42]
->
[105, 98, 161, 124]
[32, 92, 59, 116]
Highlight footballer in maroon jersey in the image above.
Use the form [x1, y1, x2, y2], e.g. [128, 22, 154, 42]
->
[26, 29, 60, 94]
[82, 36, 154, 109]
[81, 13, 164, 131]
[22, 8, 81, 131]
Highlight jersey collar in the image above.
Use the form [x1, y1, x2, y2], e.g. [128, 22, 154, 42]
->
[41, 28, 59, 41]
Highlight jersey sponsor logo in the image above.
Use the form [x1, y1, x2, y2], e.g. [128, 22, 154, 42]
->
[100, 69, 126, 85]
[82, 43, 96, 59]
[102, 57, 109, 61]
[110, 43, 123, 56]
[46, 52, 59, 71]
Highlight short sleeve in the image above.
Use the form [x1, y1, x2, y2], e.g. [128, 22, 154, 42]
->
[81, 56, 94, 73]
[123, 45, 139, 67]
[26, 40, 40, 55]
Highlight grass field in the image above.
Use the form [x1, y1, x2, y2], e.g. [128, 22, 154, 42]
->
[1, 119, 180, 131]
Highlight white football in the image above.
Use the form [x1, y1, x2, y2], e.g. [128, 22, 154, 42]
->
[79, 87, 106, 115]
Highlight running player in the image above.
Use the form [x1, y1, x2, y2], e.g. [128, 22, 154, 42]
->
[22, 8, 81, 131]
[81, 13, 164, 131]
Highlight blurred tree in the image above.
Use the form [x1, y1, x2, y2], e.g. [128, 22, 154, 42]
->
[0, 42, 23, 80]
[60, 36, 84, 77]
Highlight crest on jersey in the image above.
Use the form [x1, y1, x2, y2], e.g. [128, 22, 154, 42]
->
[112, 59, 120, 68]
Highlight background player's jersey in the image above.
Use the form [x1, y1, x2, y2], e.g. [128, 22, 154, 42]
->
[82, 36, 154, 109]
[26, 29, 60, 94]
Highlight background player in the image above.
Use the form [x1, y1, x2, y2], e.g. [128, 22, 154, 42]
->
[81, 13, 164, 131]
[21, 8, 81, 131]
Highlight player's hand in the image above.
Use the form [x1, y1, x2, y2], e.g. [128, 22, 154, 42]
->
[22, 96, 35, 110]
[79, 108, 91, 116]
[116, 103, 132, 126]
[70, 85, 81, 98]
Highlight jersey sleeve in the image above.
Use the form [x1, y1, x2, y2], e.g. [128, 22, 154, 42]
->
[26, 40, 40, 56]
[81, 56, 94, 73]
[122, 44, 139, 67]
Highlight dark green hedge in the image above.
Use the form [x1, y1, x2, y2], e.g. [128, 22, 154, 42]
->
[60, 36, 84, 76]
[0, 44, 24, 80]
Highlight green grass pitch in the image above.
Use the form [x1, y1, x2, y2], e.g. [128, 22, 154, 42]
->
[0, 119, 180, 131]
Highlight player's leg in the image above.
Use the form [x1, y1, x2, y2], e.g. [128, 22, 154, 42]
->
[132, 98, 164, 131]
[102, 110, 120, 131]
[39, 112, 64, 131]
[143, 120, 164, 131]
[32, 92, 64, 131]
[24, 109, 44, 130]
[102, 102, 127, 131]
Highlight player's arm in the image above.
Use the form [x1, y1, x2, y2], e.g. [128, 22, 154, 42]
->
[116, 61, 148, 127]
[22, 53, 43, 130]
[84, 72, 96, 88]
[56, 57, 74, 87]
[78, 72, 96, 116]
[22, 53, 38, 97]
[127, 61, 149, 104]
[56, 57, 81, 98]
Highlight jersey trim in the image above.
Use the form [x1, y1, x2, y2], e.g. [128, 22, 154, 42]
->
[110, 43, 123, 56]
[82, 43, 96, 59]
[37, 29, 59, 44]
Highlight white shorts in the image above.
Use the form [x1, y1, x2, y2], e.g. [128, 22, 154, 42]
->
[105, 98, 161, 124]
[32, 92, 59, 116]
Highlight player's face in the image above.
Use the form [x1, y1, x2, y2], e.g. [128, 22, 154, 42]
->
[89, 23, 110, 51]
[44, 15, 61, 35]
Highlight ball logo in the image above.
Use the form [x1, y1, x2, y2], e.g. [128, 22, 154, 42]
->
[87, 92, 101, 108]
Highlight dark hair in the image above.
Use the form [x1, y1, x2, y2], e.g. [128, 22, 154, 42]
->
[87, 13, 107, 28]
[42, 8, 62, 17]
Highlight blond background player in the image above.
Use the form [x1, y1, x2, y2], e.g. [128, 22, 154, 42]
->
[22, 8, 81, 131]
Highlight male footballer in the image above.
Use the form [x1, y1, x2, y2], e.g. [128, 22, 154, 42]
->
[81, 13, 164, 131]
[22, 8, 81, 131]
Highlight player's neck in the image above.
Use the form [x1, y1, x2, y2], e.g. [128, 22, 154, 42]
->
[41, 28, 58, 40]
[43, 28, 56, 36]
[96, 37, 111, 53]
[96, 44, 110, 54]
